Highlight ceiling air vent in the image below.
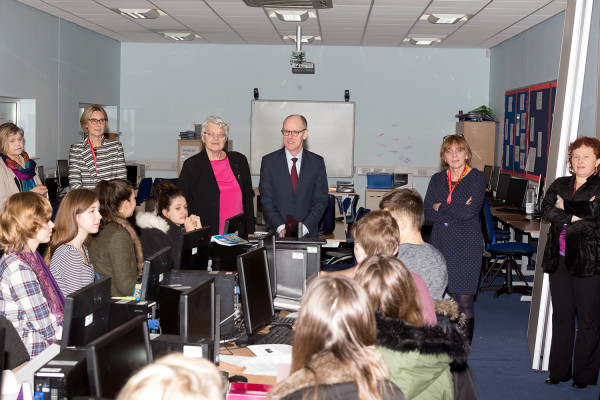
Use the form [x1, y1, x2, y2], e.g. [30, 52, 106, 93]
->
[242, 0, 332, 9]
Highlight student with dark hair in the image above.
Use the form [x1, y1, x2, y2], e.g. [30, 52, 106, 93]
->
[88, 179, 143, 297]
[137, 180, 201, 263]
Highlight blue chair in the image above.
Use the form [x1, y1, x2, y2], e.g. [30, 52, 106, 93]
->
[345, 195, 360, 225]
[342, 197, 351, 214]
[480, 198, 533, 298]
[135, 177, 153, 206]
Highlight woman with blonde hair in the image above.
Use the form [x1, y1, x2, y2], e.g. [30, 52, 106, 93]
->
[116, 353, 224, 400]
[0, 192, 63, 356]
[88, 179, 143, 297]
[46, 189, 101, 296]
[355, 255, 470, 400]
[267, 276, 405, 400]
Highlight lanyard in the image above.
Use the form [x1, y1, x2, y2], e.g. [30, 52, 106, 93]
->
[87, 137, 98, 173]
[446, 165, 468, 204]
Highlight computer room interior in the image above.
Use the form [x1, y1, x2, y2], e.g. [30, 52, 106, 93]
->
[2, 0, 598, 204]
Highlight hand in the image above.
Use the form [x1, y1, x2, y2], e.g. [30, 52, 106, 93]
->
[555, 195, 564, 210]
[31, 185, 48, 195]
[279, 229, 286, 238]
[433, 203, 441, 211]
[183, 215, 201, 232]
[572, 215, 582, 222]
[590, 195, 596, 202]
[466, 196, 472, 205]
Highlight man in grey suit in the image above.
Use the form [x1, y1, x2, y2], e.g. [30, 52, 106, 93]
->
[259, 114, 329, 238]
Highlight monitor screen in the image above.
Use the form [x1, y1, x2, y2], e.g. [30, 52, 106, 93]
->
[490, 166, 501, 193]
[506, 178, 528, 207]
[224, 213, 247, 239]
[257, 231, 276, 297]
[61, 277, 111, 350]
[86, 315, 152, 399]
[56, 160, 69, 189]
[180, 279, 216, 340]
[140, 247, 172, 301]
[176, 226, 211, 270]
[536, 174, 545, 211]
[495, 173, 512, 201]
[237, 247, 274, 336]
[483, 165, 493, 189]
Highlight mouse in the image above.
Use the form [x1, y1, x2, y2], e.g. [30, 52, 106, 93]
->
[229, 375, 248, 383]
[522, 218, 531, 222]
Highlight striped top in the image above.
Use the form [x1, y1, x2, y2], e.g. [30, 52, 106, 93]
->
[68, 137, 127, 189]
[49, 244, 95, 296]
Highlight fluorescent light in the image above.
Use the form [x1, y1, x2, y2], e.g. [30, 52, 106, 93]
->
[113, 8, 162, 19]
[424, 14, 469, 24]
[406, 37, 441, 46]
[160, 31, 199, 41]
[284, 35, 320, 43]
[270, 10, 311, 22]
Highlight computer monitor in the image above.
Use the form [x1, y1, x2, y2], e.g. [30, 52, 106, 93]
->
[506, 178, 528, 208]
[61, 278, 112, 350]
[224, 213, 247, 239]
[36, 165, 45, 185]
[535, 174, 545, 212]
[86, 315, 152, 399]
[490, 166, 501, 193]
[257, 231, 276, 297]
[175, 226, 211, 270]
[158, 279, 216, 341]
[483, 165, 493, 189]
[237, 247, 274, 336]
[495, 173, 512, 201]
[140, 247, 172, 301]
[125, 163, 145, 188]
[56, 159, 69, 189]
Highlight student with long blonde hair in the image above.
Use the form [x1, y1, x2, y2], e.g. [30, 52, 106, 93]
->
[355, 255, 470, 400]
[267, 276, 405, 400]
[46, 189, 101, 296]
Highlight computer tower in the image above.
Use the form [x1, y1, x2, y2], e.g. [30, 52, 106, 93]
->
[34, 348, 90, 400]
[109, 299, 158, 333]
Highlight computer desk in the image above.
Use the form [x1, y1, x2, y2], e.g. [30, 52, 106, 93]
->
[218, 344, 278, 385]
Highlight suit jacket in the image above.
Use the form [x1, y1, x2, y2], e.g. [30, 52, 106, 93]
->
[177, 150, 255, 236]
[259, 148, 328, 238]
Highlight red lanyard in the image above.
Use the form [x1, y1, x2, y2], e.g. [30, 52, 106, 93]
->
[446, 165, 468, 204]
[87, 137, 98, 173]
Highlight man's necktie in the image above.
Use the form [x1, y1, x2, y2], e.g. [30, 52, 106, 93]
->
[291, 157, 298, 192]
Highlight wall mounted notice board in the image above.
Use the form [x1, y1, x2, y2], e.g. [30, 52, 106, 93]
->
[250, 100, 355, 177]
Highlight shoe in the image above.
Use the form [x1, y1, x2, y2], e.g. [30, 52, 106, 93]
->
[545, 377, 560, 385]
[571, 381, 587, 389]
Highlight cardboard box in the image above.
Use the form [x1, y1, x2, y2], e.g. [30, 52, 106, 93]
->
[227, 382, 273, 400]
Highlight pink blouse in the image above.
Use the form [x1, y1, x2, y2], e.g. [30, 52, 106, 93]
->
[411, 271, 438, 326]
[211, 156, 243, 234]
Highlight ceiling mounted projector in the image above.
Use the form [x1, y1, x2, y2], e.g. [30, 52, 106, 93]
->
[290, 26, 315, 74]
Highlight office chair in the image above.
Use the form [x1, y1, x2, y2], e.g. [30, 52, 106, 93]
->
[480, 198, 533, 298]
[135, 177, 152, 206]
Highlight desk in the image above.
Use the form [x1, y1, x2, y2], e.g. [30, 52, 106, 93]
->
[218, 344, 278, 385]
[323, 220, 347, 243]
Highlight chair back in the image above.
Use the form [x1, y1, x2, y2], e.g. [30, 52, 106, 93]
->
[135, 177, 152, 205]
[342, 197, 351, 213]
[481, 198, 497, 247]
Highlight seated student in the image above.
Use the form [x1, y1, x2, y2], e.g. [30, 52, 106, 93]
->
[89, 179, 143, 297]
[351, 210, 437, 326]
[137, 180, 201, 263]
[379, 188, 449, 300]
[267, 276, 406, 400]
[116, 353, 223, 400]
[0, 192, 63, 356]
[355, 255, 470, 400]
[46, 189, 101, 296]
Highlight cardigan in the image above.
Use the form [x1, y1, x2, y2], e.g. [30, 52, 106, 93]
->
[178, 150, 255, 236]
[0, 156, 42, 209]
[68, 136, 127, 189]
[541, 174, 600, 277]
[88, 222, 140, 297]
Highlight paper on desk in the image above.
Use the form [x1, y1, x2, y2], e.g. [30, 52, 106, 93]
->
[242, 354, 292, 376]
[247, 344, 292, 357]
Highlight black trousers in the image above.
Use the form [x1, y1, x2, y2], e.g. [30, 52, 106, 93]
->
[548, 255, 600, 384]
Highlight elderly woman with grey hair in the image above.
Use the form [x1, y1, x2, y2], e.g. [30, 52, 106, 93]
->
[177, 116, 254, 236]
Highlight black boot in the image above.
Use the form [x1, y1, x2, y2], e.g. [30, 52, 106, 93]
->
[465, 318, 475, 345]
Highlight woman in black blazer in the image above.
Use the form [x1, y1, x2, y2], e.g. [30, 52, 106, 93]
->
[177, 116, 254, 236]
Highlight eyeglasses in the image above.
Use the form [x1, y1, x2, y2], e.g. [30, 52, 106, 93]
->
[443, 134, 464, 141]
[281, 129, 306, 137]
[204, 132, 226, 139]
[89, 118, 106, 125]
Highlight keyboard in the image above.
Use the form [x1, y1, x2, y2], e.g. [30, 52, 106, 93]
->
[495, 207, 526, 214]
[271, 315, 297, 325]
[251, 325, 294, 345]
[275, 237, 327, 244]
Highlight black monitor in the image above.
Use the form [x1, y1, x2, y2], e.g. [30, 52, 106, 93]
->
[56, 159, 69, 189]
[237, 247, 274, 336]
[36, 165, 45, 185]
[483, 165, 493, 189]
[224, 213, 247, 239]
[61, 278, 112, 350]
[490, 166, 501, 193]
[86, 315, 152, 399]
[257, 231, 276, 297]
[506, 178, 528, 207]
[535, 174, 545, 212]
[495, 173, 512, 201]
[175, 226, 211, 270]
[158, 279, 216, 341]
[140, 247, 172, 301]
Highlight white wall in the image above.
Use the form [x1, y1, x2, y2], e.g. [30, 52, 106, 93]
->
[0, 0, 120, 168]
[120, 44, 489, 198]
